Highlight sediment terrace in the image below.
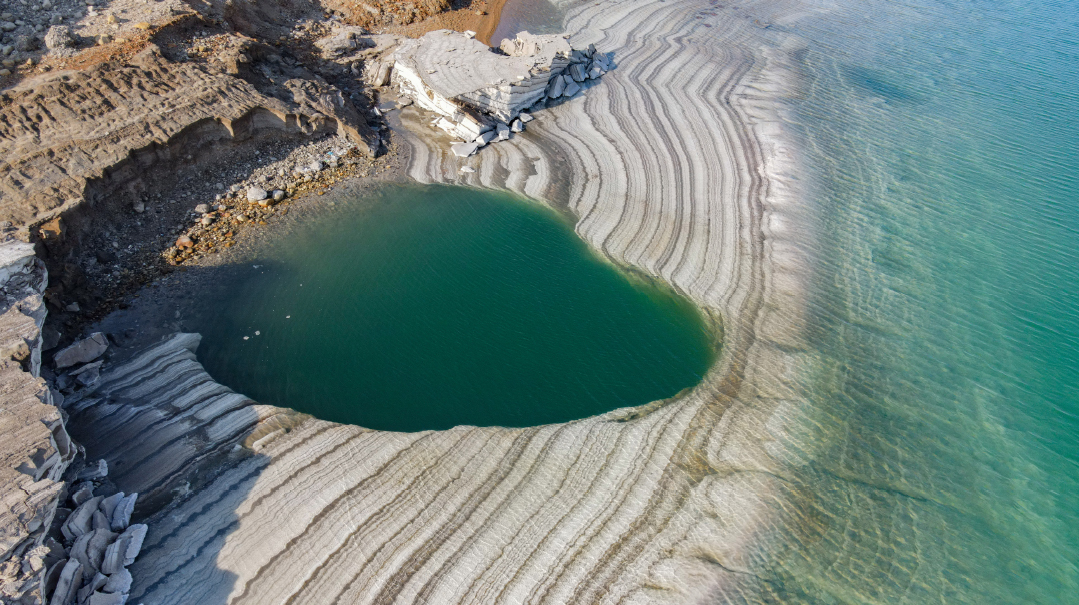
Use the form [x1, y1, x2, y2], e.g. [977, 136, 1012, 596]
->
[61, 0, 831, 603]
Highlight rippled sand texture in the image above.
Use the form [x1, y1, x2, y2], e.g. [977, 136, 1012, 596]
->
[73, 0, 845, 603]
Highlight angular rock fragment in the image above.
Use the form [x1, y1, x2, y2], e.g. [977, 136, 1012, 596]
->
[76, 459, 108, 481]
[69, 483, 93, 507]
[109, 493, 137, 531]
[98, 492, 124, 520]
[100, 524, 146, 575]
[70, 360, 103, 387]
[48, 559, 81, 605]
[510, 118, 524, 133]
[61, 496, 103, 540]
[53, 333, 108, 369]
[86, 528, 115, 571]
[76, 572, 107, 603]
[91, 510, 110, 532]
[103, 568, 132, 594]
[546, 74, 566, 98]
[450, 142, 479, 157]
[569, 62, 588, 82]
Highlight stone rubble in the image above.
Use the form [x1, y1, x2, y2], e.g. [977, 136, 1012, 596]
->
[48, 470, 147, 605]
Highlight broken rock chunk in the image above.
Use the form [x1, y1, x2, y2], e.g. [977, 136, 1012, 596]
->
[53, 333, 108, 369]
[450, 142, 479, 157]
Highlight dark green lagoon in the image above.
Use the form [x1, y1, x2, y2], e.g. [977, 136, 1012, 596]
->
[195, 184, 715, 432]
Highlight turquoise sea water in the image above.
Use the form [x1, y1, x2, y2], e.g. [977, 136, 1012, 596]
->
[192, 185, 714, 432]
[776, 0, 1079, 600]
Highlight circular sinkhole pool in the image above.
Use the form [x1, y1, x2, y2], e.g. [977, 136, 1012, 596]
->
[192, 184, 717, 431]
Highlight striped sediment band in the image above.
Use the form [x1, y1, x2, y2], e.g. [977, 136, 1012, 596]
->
[70, 0, 832, 602]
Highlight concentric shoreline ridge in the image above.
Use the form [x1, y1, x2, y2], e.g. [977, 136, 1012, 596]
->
[62, 0, 828, 602]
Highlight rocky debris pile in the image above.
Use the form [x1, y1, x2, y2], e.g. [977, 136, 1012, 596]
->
[159, 136, 392, 268]
[1, 38, 379, 227]
[51, 332, 108, 393]
[0, 239, 76, 604]
[314, 26, 375, 58]
[320, 0, 451, 28]
[0, 0, 184, 79]
[42, 25, 74, 52]
[45, 461, 147, 605]
[390, 30, 609, 157]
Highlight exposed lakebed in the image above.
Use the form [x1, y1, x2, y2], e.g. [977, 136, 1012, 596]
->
[184, 184, 715, 431]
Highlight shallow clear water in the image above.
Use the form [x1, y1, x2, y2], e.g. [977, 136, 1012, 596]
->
[191, 184, 715, 432]
[775, 0, 1079, 600]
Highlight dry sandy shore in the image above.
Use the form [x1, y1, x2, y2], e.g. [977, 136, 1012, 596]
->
[4, 0, 835, 601]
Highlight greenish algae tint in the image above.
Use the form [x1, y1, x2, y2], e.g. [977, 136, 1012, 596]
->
[195, 184, 715, 432]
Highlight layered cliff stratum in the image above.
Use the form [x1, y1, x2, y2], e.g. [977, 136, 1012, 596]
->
[9, 0, 952, 602]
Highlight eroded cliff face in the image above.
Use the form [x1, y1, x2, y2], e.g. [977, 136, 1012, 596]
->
[0, 239, 75, 604]
[1, 34, 379, 230]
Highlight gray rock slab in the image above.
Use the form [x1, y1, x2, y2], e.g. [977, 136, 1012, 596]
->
[76, 459, 107, 481]
[450, 142, 479, 157]
[61, 496, 102, 541]
[109, 493, 136, 531]
[103, 568, 132, 594]
[48, 559, 81, 605]
[99, 492, 124, 520]
[71, 360, 103, 387]
[54, 333, 107, 369]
